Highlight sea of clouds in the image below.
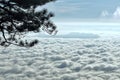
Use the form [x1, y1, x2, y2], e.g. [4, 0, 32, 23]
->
[0, 38, 120, 80]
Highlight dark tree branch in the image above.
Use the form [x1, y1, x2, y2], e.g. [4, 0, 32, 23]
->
[0, 0, 57, 47]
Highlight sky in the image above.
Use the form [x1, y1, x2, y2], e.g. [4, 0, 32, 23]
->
[36, 0, 120, 22]
[36, 0, 120, 35]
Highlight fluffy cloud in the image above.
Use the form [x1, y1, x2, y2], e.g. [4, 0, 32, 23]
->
[100, 7, 120, 20]
[113, 7, 120, 19]
[0, 38, 120, 80]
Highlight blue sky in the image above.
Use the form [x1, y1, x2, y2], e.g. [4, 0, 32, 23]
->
[36, 0, 120, 22]
[36, 0, 120, 35]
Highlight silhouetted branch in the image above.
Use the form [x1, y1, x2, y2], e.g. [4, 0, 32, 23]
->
[0, 0, 57, 47]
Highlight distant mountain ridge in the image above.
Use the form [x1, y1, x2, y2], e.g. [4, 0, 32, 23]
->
[32, 32, 100, 39]
[54, 32, 100, 38]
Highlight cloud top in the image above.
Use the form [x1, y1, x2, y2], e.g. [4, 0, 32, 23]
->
[0, 38, 120, 80]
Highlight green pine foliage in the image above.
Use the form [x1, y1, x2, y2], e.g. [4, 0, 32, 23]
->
[0, 0, 57, 47]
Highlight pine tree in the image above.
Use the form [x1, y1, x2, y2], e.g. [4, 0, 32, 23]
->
[0, 0, 57, 47]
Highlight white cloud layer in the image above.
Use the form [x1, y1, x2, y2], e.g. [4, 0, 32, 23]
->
[0, 38, 120, 80]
